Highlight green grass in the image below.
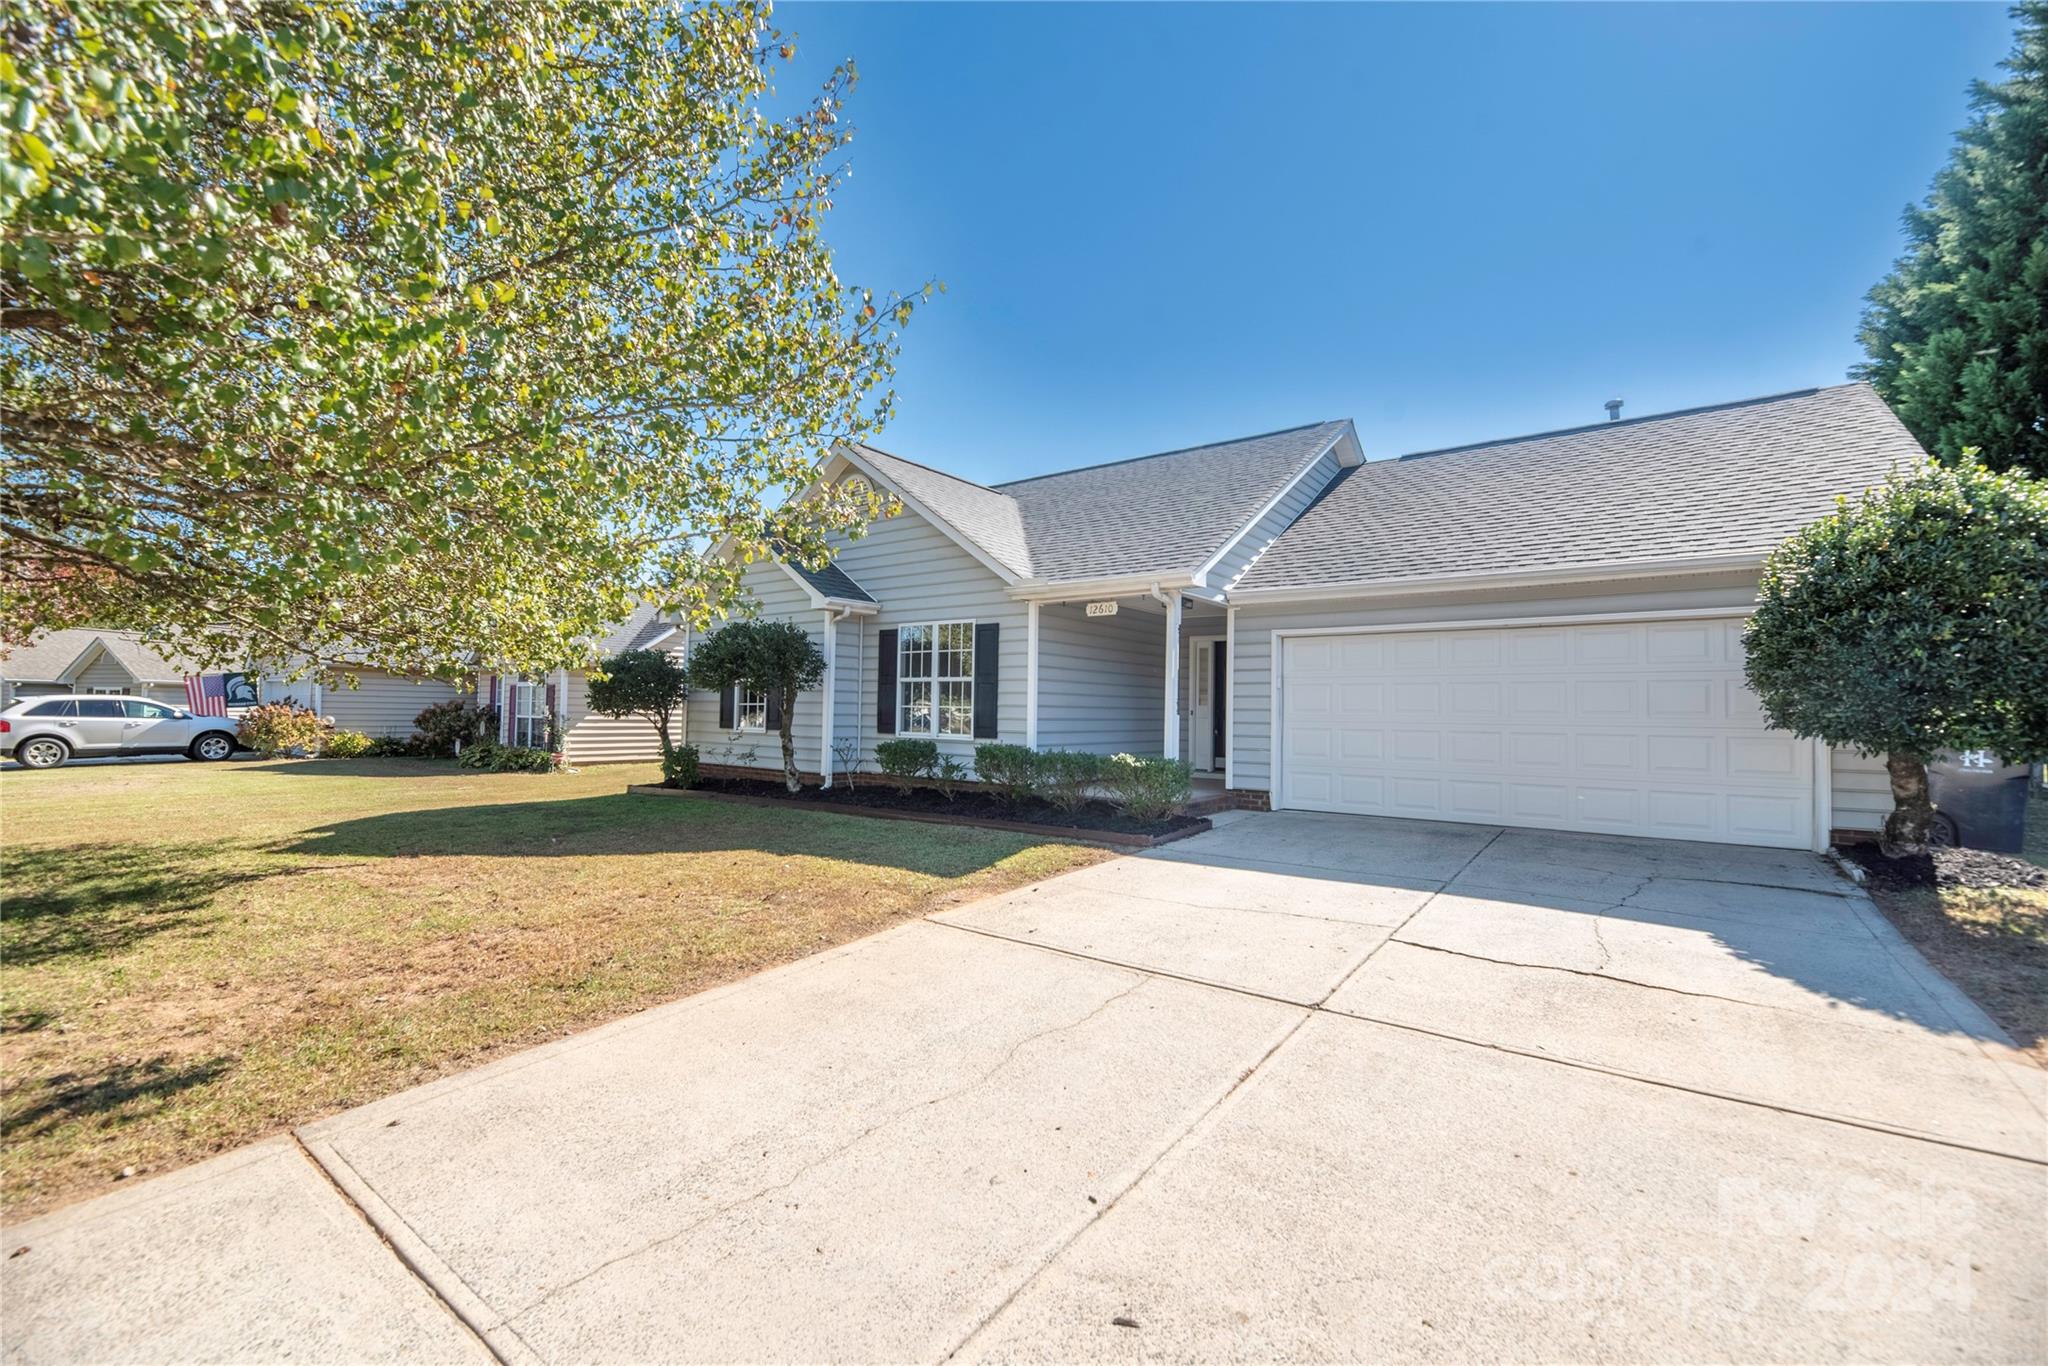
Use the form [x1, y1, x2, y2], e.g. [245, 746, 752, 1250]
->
[0, 758, 1107, 1218]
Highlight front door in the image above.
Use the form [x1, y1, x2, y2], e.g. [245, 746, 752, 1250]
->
[1190, 638, 1226, 772]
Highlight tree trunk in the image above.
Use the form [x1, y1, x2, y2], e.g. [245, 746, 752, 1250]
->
[1881, 752, 1936, 857]
[654, 709, 673, 762]
[779, 687, 800, 792]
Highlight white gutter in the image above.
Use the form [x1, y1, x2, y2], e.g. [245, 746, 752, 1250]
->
[1010, 572, 1199, 602]
[1226, 550, 1768, 606]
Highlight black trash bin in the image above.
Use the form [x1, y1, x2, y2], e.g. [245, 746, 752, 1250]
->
[1926, 750, 2033, 854]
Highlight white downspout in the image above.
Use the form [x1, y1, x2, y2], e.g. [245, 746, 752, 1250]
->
[1150, 584, 1181, 761]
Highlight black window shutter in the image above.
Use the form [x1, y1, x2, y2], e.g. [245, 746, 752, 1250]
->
[765, 685, 783, 731]
[973, 623, 999, 739]
[718, 684, 734, 729]
[876, 628, 898, 734]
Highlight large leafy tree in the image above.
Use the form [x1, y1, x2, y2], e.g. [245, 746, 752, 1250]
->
[1854, 2, 2046, 477]
[1744, 460, 2048, 854]
[1, 0, 918, 675]
[684, 618, 823, 792]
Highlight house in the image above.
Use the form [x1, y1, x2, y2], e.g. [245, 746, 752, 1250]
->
[0, 628, 463, 737]
[683, 382, 1920, 851]
[477, 604, 688, 764]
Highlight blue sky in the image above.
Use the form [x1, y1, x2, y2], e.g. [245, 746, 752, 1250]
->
[773, 2, 2014, 481]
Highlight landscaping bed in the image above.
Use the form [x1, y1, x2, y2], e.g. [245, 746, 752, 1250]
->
[636, 776, 1211, 847]
[1839, 793, 2048, 1066]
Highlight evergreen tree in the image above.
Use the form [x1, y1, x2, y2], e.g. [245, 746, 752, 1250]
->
[1855, 3, 2046, 476]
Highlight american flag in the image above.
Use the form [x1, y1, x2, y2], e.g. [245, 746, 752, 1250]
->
[183, 674, 230, 717]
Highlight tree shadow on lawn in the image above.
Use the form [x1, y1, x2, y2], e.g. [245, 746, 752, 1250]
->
[0, 842, 275, 968]
[2, 1054, 234, 1143]
[286, 792, 1059, 880]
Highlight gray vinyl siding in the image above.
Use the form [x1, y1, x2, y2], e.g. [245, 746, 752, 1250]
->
[683, 560, 829, 775]
[827, 615, 863, 782]
[75, 656, 143, 692]
[1830, 748, 1893, 835]
[1229, 572, 1770, 792]
[562, 661, 685, 766]
[1036, 600, 1167, 757]
[1203, 449, 1342, 591]
[319, 670, 462, 737]
[829, 507, 1027, 772]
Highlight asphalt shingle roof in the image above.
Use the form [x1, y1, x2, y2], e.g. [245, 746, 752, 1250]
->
[596, 604, 683, 657]
[782, 557, 877, 603]
[851, 421, 1349, 583]
[0, 628, 201, 683]
[851, 445, 1035, 578]
[1235, 384, 1925, 593]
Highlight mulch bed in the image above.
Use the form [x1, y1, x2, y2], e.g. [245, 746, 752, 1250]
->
[652, 776, 1209, 844]
[1840, 842, 2048, 893]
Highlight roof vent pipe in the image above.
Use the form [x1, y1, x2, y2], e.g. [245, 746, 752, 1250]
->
[1604, 398, 1624, 422]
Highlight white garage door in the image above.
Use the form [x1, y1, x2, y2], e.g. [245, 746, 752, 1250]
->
[1278, 618, 1815, 849]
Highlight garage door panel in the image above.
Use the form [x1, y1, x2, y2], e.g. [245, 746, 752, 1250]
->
[1574, 679, 1637, 722]
[1279, 620, 1814, 850]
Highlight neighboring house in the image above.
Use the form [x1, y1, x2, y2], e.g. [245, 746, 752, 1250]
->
[0, 629, 462, 738]
[477, 605, 688, 765]
[684, 383, 1921, 851]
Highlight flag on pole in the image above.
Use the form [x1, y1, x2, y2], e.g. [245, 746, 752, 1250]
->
[183, 674, 229, 717]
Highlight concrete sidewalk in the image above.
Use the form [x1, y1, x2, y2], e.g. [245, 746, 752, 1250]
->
[7, 812, 2044, 1363]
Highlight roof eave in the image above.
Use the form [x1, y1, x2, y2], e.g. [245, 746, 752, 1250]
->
[1009, 572, 1201, 602]
[1227, 550, 1767, 605]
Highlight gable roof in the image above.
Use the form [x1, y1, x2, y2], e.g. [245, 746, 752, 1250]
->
[845, 420, 1352, 585]
[1235, 383, 1925, 595]
[0, 628, 202, 684]
[846, 444, 1035, 579]
[595, 604, 684, 657]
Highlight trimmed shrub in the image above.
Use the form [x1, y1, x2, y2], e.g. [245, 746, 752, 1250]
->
[457, 742, 557, 773]
[413, 698, 498, 757]
[662, 742, 701, 789]
[1101, 753, 1192, 822]
[362, 734, 419, 758]
[321, 729, 373, 758]
[875, 737, 939, 793]
[973, 743, 1037, 804]
[1032, 749, 1104, 813]
[236, 702, 328, 758]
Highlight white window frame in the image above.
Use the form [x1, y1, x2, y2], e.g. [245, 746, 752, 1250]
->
[897, 621, 974, 738]
[736, 688, 769, 732]
[84, 685, 125, 695]
[510, 678, 547, 749]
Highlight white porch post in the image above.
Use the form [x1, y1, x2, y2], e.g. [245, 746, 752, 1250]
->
[819, 610, 836, 787]
[1025, 601, 1040, 749]
[1223, 606, 1236, 791]
[1162, 593, 1182, 760]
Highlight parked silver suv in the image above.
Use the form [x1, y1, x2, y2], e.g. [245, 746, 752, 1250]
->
[0, 695, 241, 769]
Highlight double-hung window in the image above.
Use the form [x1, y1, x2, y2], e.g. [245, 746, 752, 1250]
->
[510, 679, 547, 748]
[897, 622, 973, 737]
[736, 689, 768, 732]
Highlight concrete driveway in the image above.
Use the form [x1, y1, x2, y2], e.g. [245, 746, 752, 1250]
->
[7, 812, 2045, 1363]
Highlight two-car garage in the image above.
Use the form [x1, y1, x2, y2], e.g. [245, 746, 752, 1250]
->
[1275, 614, 1820, 850]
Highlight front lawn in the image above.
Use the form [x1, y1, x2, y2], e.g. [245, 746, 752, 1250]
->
[0, 758, 1107, 1219]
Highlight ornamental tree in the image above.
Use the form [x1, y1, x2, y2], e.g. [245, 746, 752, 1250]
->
[1854, 3, 2046, 477]
[1743, 459, 2048, 854]
[2, 0, 919, 676]
[586, 648, 688, 761]
[684, 619, 824, 792]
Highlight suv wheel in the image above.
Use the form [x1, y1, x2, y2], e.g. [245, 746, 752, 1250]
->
[190, 732, 236, 762]
[18, 737, 69, 769]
